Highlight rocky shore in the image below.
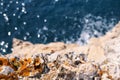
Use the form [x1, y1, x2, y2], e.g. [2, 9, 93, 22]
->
[0, 22, 120, 80]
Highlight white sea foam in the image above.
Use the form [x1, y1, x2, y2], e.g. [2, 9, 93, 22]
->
[8, 31, 11, 36]
[0, 41, 8, 54]
[0, 0, 117, 54]
[3, 13, 9, 22]
[75, 14, 116, 45]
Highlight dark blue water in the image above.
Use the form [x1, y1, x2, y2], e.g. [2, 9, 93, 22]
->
[0, 0, 120, 54]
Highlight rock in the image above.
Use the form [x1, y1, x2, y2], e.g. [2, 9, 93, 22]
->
[0, 66, 14, 75]
[78, 63, 98, 76]
[101, 73, 111, 80]
[87, 45, 105, 63]
[1, 22, 120, 79]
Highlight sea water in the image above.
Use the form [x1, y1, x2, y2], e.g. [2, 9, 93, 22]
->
[0, 0, 120, 54]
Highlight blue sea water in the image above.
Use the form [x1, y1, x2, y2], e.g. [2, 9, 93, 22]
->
[0, 0, 120, 54]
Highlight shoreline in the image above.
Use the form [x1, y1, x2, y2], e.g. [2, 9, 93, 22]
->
[0, 22, 120, 80]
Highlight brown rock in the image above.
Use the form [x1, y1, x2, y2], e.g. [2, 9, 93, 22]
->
[1, 22, 120, 79]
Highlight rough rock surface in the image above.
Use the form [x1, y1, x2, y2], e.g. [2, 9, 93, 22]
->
[0, 22, 120, 80]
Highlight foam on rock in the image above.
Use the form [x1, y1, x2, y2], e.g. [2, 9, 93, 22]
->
[0, 22, 120, 79]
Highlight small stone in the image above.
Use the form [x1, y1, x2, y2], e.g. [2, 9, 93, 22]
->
[0, 66, 14, 75]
